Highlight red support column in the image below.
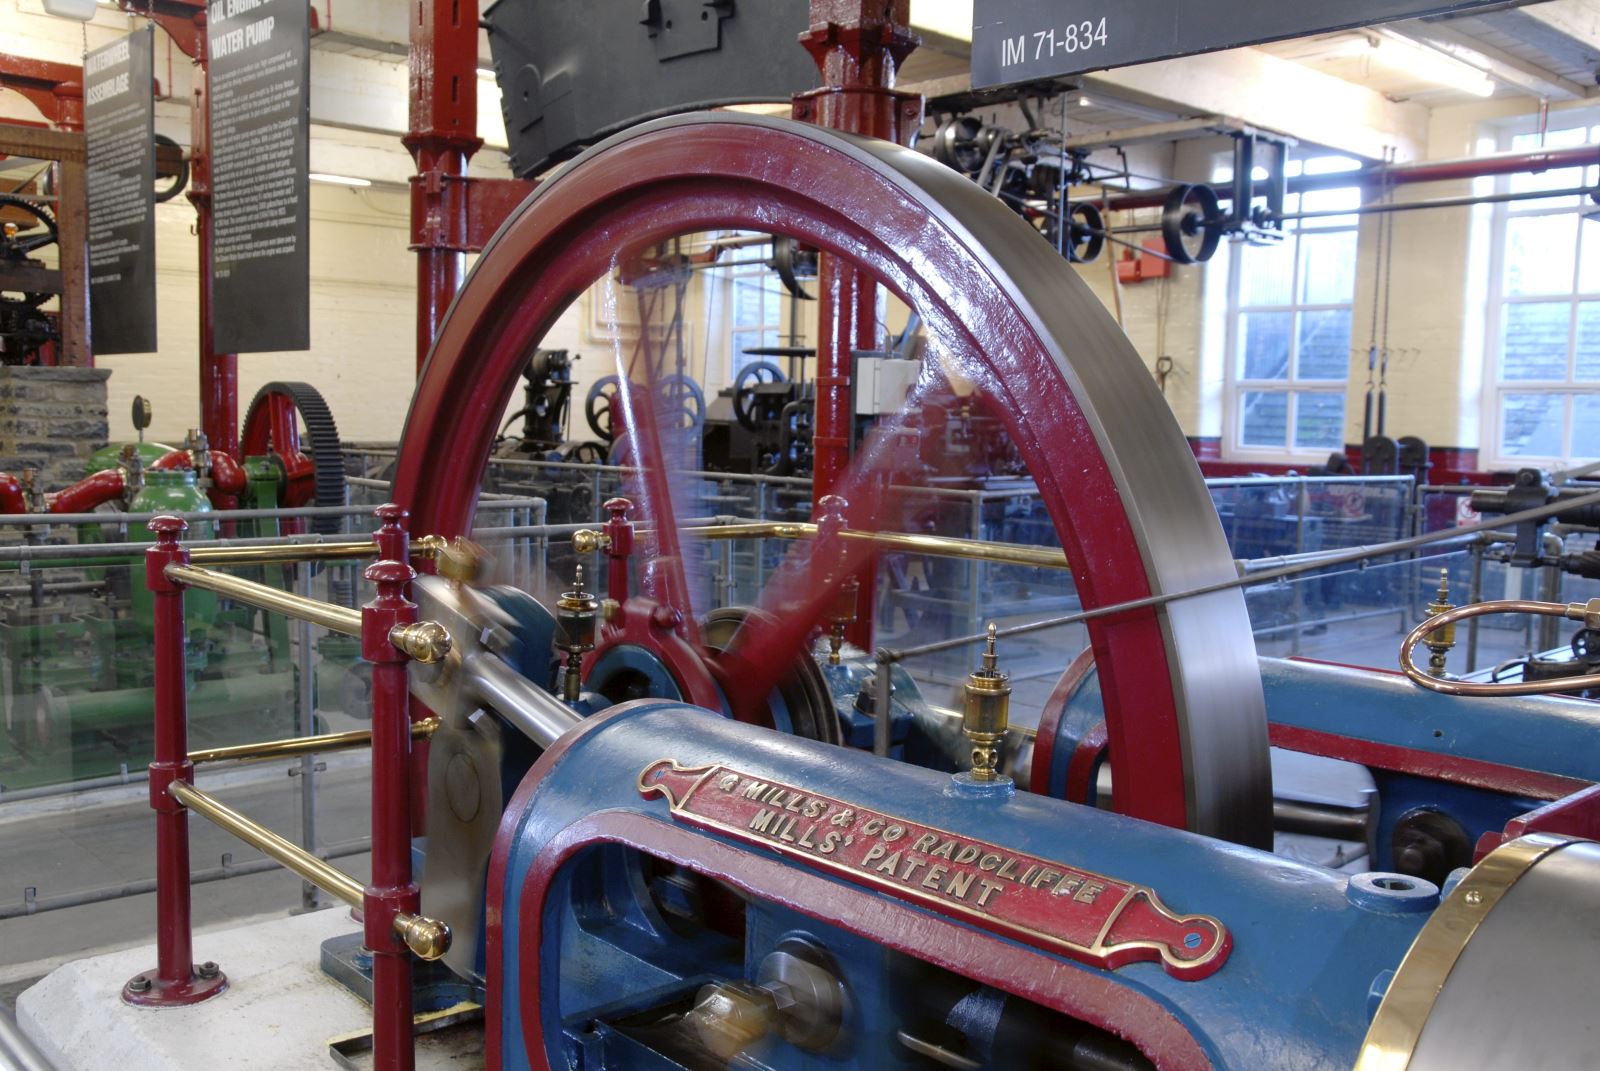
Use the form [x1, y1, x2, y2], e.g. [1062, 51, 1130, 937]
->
[124, 516, 227, 1007]
[792, 0, 922, 648]
[363, 505, 419, 1070]
[187, 13, 240, 469]
[406, 0, 483, 372]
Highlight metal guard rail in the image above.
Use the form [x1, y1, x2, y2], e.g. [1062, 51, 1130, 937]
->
[124, 502, 453, 1071]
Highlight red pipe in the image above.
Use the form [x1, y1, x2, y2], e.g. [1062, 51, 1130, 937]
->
[363, 505, 419, 1071]
[207, 450, 247, 495]
[123, 517, 227, 1007]
[0, 472, 24, 514]
[150, 449, 191, 470]
[46, 468, 125, 513]
[1104, 143, 1600, 211]
[150, 448, 248, 496]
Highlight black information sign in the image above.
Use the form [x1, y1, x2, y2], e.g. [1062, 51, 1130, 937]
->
[85, 27, 156, 355]
[972, 0, 1513, 89]
[208, 0, 310, 353]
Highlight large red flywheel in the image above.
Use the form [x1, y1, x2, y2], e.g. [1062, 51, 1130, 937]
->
[389, 113, 1273, 848]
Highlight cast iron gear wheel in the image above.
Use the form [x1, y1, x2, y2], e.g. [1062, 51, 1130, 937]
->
[241, 381, 346, 533]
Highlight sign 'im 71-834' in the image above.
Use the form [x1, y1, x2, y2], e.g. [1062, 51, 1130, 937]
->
[971, 0, 1515, 89]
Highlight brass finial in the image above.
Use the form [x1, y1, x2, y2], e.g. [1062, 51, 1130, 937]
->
[1424, 568, 1456, 677]
[389, 620, 453, 664]
[571, 528, 611, 555]
[393, 913, 452, 961]
[962, 623, 1011, 783]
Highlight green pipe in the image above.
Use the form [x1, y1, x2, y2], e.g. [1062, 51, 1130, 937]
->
[39, 670, 298, 734]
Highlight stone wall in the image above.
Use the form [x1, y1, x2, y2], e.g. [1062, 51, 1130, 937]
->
[0, 367, 111, 493]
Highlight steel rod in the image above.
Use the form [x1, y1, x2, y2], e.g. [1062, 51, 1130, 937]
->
[0, 515, 568, 564]
[169, 781, 361, 902]
[166, 563, 364, 636]
[190, 539, 380, 564]
[1278, 183, 1600, 222]
[878, 488, 1600, 663]
[294, 564, 320, 912]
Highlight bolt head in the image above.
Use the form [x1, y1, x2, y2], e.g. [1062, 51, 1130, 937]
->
[126, 974, 152, 993]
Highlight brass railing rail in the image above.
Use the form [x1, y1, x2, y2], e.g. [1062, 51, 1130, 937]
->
[183, 533, 446, 567]
[167, 562, 364, 635]
[188, 717, 440, 766]
[578, 521, 1072, 571]
[168, 781, 450, 960]
[187, 539, 379, 565]
[164, 564, 451, 660]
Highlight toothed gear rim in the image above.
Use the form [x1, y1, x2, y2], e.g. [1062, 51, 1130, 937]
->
[242, 381, 346, 534]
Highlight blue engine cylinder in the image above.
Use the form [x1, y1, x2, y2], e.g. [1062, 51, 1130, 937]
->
[490, 701, 1436, 1071]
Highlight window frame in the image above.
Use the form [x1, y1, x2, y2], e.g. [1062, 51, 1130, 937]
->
[1481, 119, 1600, 470]
[1220, 162, 1362, 464]
[722, 254, 788, 383]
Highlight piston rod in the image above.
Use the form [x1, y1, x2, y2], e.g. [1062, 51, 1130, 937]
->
[460, 651, 583, 748]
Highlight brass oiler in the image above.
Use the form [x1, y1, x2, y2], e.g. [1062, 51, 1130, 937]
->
[1424, 569, 1456, 677]
[554, 563, 600, 701]
[962, 623, 1011, 782]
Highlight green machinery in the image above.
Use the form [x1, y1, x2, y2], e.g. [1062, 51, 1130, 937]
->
[0, 457, 364, 791]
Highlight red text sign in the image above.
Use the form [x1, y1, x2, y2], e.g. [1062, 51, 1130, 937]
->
[638, 759, 1230, 980]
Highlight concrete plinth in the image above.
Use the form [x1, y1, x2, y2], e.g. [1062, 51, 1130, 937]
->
[17, 908, 403, 1070]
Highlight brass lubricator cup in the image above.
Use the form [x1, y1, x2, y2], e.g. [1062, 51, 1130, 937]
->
[1424, 569, 1456, 677]
[555, 564, 600, 701]
[962, 623, 1011, 782]
[437, 536, 487, 585]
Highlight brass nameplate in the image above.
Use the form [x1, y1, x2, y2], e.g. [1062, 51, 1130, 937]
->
[638, 759, 1230, 980]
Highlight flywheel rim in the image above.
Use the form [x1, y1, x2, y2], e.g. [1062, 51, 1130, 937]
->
[390, 112, 1271, 848]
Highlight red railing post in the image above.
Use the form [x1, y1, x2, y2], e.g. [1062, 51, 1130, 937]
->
[602, 497, 634, 607]
[124, 516, 228, 1007]
[363, 504, 418, 1070]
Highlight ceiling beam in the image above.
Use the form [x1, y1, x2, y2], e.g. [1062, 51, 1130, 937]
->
[1083, 47, 1427, 162]
[1396, 20, 1594, 100]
